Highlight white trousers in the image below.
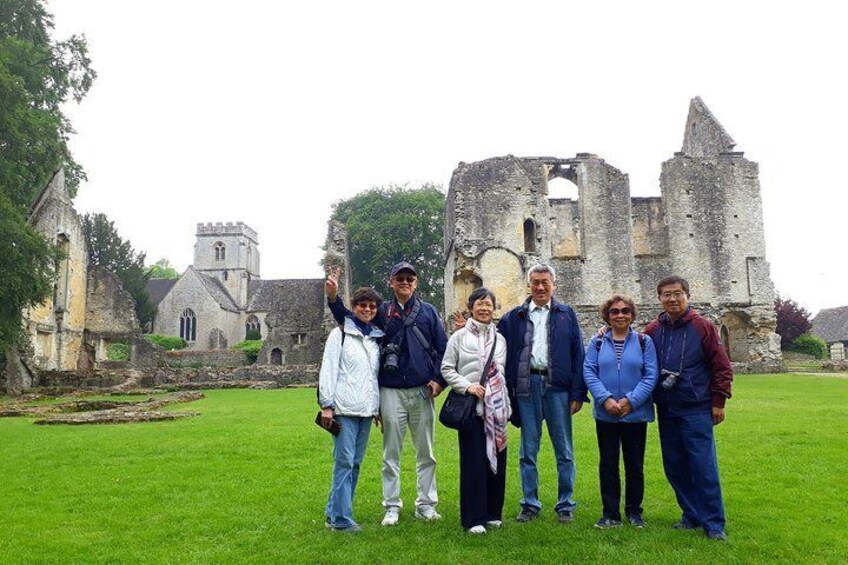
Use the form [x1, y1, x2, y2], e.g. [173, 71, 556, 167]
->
[379, 386, 438, 510]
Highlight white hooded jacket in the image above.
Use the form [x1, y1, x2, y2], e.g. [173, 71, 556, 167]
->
[318, 317, 384, 417]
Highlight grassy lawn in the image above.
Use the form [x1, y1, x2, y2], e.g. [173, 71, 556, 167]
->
[1, 374, 846, 564]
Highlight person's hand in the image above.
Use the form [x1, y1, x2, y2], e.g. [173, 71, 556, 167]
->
[320, 407, 335, 429]
[373, 414, 383, 433]
[452, 311, 466, 332]
[427, 380, 444, 398]
[325, 266, 341, 301]
[466, 383, 486, 399]
[602, 398, 621, 416]
[712, 407, 725, 426]
[596, 325, 609, 338]
[618, 397, 632, 417]
[570, 400, 583, 415]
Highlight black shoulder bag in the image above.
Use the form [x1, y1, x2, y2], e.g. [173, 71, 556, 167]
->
[439, 335, 496, 432]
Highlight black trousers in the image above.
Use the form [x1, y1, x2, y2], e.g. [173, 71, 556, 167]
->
[458, 415, 507, 529]
[595, 420, 647, 521]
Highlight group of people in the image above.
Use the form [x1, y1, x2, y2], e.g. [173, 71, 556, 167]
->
[317, 261, 732, 542]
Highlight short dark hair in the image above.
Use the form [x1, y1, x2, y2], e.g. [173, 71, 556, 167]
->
[600, 294, 637, 324]
[467, 287, 497, 311]
[352, 287, 383, 306]
[656, 276, 690, 297]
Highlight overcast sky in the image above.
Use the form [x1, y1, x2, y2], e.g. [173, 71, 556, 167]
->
[49, 1, 846, 315]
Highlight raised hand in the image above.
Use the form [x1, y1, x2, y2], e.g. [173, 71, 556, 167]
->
[325, 265, 341, 300]
[452, 311, 467, 332]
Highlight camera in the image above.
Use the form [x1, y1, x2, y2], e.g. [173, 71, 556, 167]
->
[382, 343, 401, 373]
[660, 368, 680, 390]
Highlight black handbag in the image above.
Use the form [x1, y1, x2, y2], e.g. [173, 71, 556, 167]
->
[438, 334, 496, 432]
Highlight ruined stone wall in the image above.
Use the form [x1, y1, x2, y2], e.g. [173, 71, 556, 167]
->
[25, 170, 88, 371]
[164, 349, 249, 368]
[257, 280, 325, 366]
[85, 266, 141, 334]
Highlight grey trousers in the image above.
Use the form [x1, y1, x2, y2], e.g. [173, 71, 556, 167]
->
[379, 386, 438, 510]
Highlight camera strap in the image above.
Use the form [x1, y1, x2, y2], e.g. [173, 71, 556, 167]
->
[403, 298, 438, 362]
[661, 326, 688, 375]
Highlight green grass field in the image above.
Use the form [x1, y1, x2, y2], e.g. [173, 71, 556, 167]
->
[2, 374, 846, 564]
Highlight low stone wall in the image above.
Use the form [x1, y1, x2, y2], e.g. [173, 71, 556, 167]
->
[164, 349, 249, 368]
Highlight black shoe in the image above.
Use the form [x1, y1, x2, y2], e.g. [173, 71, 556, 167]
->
[515, 507, 539, 523]
[627, 514, 646, 528]
[673, 518, 698, 530]
[706, 530, 727, 541]
[594, 517, 622, 529]
[557, 510, 575, 523]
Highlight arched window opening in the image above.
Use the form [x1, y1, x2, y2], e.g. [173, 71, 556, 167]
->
[270, 348, 283, 365]
[222, 271, 229, 281]
[720, 325, 730, 361]
[523, 219, 537, 253]
[245, 315, 261, 340]
[54, 234, 70, 312]
[214, 242, 226, 261]
[547, 176, 579, 200]
[180, 308, 197, 342]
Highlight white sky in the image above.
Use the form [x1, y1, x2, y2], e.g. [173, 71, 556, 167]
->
[49, 1, 846, 315]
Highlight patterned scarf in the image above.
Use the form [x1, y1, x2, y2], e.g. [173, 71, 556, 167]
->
[466, 318, 510, 473]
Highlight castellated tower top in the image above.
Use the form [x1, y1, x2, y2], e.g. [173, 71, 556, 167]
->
[196, 221, 258, 244]
[681, 96, 737, 158]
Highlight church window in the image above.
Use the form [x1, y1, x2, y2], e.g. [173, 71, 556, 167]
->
[245, 315, 261, 339]
[54, 234, 70, 312]
[292, 333, 307, 345]
[180, 308, 197, 342]
[223, 271, 229, 281]
[214, 242, 226, 261]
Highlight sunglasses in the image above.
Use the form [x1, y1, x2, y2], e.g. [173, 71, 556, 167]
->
[609, 307, 632, 316]
[393, 276, 416, 283]
[354, 303, 379, 311]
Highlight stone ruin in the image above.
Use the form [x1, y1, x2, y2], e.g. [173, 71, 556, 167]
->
[444, 97, 783, 373]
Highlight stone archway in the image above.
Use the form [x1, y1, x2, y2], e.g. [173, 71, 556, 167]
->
[720, 311, 750, 362]
[270, 348, 283, 365]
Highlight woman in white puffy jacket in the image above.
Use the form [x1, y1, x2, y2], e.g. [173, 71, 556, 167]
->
[441, 287, 510, 534]
[318, 287, 385, 533]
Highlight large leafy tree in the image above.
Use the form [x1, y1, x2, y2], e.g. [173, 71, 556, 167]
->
[83, 213, 154, 327]
[331, 185, 446, 312]
[775, 296, 812, 347]
[0, 0, 95, 353]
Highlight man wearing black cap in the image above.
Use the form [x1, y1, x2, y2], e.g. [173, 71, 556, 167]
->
[326, 261, 448, 526]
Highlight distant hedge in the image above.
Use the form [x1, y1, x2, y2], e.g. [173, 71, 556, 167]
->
[144, 334, 188, 350]
[789, 333, 828, 359]
[233, 340, 263, 364]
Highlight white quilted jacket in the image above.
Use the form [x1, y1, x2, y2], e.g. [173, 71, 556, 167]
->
[318, 317, 384, 417]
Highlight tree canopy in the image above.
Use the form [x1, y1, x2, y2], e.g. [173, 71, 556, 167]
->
[146, 258, 180, 280]
[0, 0, 95, 353]
[83, 213, 154, 327]
[775, 296, 812, 348]
[330, 185, 445, 312]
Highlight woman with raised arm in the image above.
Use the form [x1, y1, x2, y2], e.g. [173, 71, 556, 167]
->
[318, 287, 384, 533]
[583, 295, 658, 529]
[441, 287, 510, 534]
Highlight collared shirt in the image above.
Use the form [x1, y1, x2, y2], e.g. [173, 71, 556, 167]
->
[528, 301, 551, 369]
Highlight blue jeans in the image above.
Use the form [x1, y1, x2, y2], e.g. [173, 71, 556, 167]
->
[517, 374, 577, 512]
[325, 415, 372, 528]
[657, 407, 725, 533]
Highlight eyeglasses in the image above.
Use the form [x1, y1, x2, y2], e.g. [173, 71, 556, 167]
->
[354, 303, 378, 311]
[394, 276, 416, 283]
[609, 307, 632, 316]
[660, 291, 687, 300]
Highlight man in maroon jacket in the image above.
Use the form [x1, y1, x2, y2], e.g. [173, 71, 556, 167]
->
[644, 276, 732, 541]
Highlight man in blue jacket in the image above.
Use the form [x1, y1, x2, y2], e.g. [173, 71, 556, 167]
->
[326, 262, 448, 527]
[497, 263, 587, 523]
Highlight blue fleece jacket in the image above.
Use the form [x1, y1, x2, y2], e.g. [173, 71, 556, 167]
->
[583, 329, 659, 423]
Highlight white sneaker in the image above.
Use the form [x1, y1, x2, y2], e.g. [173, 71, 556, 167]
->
[413, 506, 442, 521]
[486, 520, 503, 529]
[381, 508, 400, 526]
[468, 525, 487, 534]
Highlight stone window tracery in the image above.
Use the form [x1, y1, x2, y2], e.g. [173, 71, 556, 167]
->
[214, 242, 226, 261]
[180, 308, 197, 342]
[245, 315, 261, 339]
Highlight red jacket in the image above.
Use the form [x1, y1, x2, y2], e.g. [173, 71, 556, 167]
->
[645, 307, 733, 411]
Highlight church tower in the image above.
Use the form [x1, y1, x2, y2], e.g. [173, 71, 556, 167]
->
[193, 221, 260, 309]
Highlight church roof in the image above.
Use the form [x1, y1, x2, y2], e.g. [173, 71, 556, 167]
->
[246, 279, 323, 312]
[197, 272, 240, 312]
[145, 278, 178, 308]
[812, 306, 848, 343]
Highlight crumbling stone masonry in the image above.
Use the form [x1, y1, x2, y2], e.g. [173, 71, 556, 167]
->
[444, 97, 782, 372]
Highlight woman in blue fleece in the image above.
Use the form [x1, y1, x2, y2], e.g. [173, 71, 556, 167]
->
[583, 294, 658, 529]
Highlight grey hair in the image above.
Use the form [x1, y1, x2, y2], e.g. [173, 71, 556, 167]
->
[527, 263, 557, 284]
